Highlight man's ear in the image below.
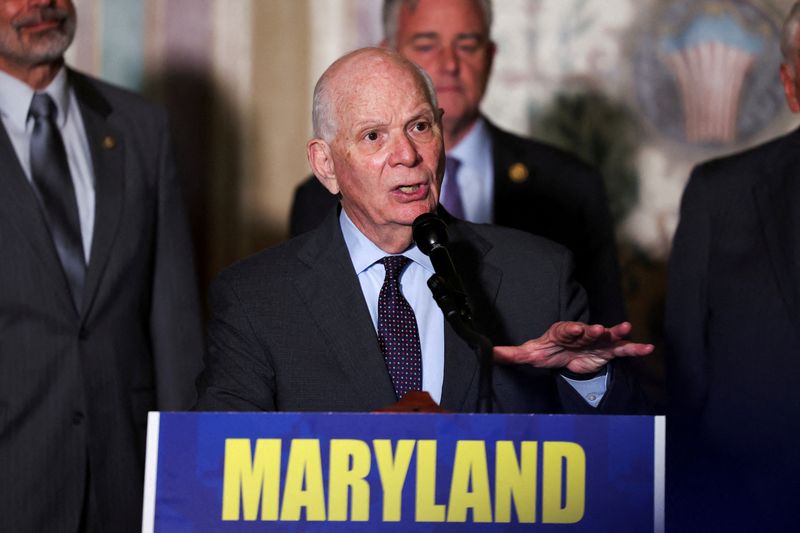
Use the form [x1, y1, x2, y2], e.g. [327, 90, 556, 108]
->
[780, 63, 800, 113]
[307, 138, 340, 194]
[486, 39, 497, 76]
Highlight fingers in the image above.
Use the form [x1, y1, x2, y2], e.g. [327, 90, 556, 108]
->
[609, 321, 632, 338]
[611, 342, 654, 357]
[493, 344, 525, 364]
[551, 321, 609, 347]
[565, 355, 608, 374]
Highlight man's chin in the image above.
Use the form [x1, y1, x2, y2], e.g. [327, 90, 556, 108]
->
[397, 203, 436, 226]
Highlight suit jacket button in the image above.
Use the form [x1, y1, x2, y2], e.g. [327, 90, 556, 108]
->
[78, 327, 89, 340]
[72, 411, 85, 425]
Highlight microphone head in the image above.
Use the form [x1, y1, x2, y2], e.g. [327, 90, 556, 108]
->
[412, 212, 449, 255]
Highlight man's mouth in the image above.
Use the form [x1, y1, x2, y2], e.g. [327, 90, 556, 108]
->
[399, 185, 421, 193]
[435, 84, 463, 93]
[13, 8, 69, 32]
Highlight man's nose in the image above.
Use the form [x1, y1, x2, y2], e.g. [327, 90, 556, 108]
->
[387, 132, 420, 167]
[438, 43, 460, 74]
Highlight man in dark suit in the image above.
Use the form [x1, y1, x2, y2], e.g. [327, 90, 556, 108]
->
[197, 47, 651, 416]
[665, 4, 800, 531]
[290, 0, 625, 326]
[0, 1, 204, 531]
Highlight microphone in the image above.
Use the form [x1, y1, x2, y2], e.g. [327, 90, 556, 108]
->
[413, 212, 493, 414]
[412, 213, 465, 294]
[412, 213, 471, 322]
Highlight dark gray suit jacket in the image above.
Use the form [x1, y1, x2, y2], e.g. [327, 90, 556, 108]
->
[289, 120, 625, 326]
[666, 128, 800, 532]
[0, 70, 204, 532]
[197, 208, 644, 414]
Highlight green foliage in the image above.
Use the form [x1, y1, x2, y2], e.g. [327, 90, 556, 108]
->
[533, 91, 641, 224]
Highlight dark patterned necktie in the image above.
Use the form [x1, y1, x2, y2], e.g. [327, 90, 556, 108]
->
[377, 255, 422, 399]
[29, 93, 86, 311]
[442, 156, 465, 218]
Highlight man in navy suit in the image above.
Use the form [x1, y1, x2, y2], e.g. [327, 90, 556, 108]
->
[289, 0, 625, 326]
[665, 4, 800, 531]
[197, 47, 651, 417]
[0, 1, 203, 531]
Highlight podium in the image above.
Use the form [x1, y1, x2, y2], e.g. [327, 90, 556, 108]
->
[142, 412, 664, 532]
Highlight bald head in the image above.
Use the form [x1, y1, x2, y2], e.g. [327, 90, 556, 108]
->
[312, 47, 438, 142]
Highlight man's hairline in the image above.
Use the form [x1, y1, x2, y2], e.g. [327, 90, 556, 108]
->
[383, 0, 494, 48]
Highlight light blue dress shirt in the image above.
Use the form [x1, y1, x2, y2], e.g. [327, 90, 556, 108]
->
[443, 117, 494, 224]
[339, 210, 607, 408]
[0, 67, 95, 262]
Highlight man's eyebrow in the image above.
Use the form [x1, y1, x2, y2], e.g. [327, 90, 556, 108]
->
[409, 32, 440, 41]
[454, 32, 486, 41]
[351, 119, 387, 131]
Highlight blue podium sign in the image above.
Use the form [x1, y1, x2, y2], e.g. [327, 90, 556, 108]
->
[142, 413, 664, 532]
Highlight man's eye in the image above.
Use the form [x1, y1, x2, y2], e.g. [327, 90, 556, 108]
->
[412, 44, 436, 53]
[365, 131, 379, 141]
[456, 38, 483, 54]
[414, 122, 430, 132]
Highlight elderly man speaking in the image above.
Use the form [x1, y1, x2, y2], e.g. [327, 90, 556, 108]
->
[196, 48, 651, 414]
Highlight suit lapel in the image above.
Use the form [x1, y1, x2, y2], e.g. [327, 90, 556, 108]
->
[69, 71, 125, 320]
[292, 210, 398, 408]
[754, 128, 800, 340]
[439, 217, 502, 411]
[0, 110, 77, 314]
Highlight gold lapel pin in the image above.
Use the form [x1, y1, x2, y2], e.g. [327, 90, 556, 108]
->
[102, 135, 116, 150]
[508, 162, 529, 183]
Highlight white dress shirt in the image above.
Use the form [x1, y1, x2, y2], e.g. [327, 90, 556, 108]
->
[339, 209, 607, 408]
[0, 67, 95, 262]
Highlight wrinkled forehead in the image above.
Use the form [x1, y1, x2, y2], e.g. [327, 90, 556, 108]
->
[331, 56, 434, 121]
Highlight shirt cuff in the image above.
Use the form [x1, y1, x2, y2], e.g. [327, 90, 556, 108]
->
[560, 368, 609, 408]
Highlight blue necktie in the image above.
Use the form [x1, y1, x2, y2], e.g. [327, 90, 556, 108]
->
[377, 256, 422, 399]
[29, 93, 85, 311]
[442, 156, 465, 219]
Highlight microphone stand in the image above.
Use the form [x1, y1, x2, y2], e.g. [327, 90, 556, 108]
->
[426, 274, 494, 414]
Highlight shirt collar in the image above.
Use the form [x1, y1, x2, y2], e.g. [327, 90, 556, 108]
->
[339, 209, 434, 275]
[0, 66, 70, 129]
[448, 116, 491, 167]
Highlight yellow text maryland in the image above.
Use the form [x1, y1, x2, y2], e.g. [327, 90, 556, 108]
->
[221, 438, 585, 524]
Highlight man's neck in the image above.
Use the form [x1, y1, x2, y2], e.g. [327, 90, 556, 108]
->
[341, 207, 413, 255]
[0, 58, 64, 90]
[443, 115, 480, 150]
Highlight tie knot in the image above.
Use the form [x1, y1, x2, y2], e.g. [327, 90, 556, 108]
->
[445, 156, 461, 178]
[379, 255, 410, 281]
[29, 93, 57, 121]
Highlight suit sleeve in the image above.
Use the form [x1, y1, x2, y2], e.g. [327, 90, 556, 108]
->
[195, 273, 277, 411]
[553, 245, 649, 414]
[149, 111, 205, 410]
[665, 167, 711, 417]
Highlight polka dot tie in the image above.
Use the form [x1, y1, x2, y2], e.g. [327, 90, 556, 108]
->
[377, 255, 422, 399]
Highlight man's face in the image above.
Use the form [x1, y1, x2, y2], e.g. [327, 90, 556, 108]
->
[318, 57, 444, 249]
[394, 0, 494, 138]
[0, 0, 76, 69]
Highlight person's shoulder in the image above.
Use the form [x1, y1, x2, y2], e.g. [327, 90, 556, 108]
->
[455, 219, 570, 265]
[486, 120, 605, 202]
[487, 120, 599, 176]
[214, 235, 308, 288]
[691, 130, 797, 184]
[68, 69, 166, 121]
